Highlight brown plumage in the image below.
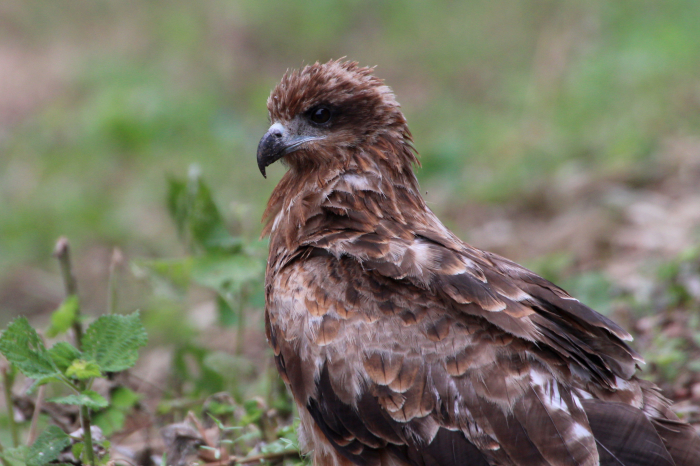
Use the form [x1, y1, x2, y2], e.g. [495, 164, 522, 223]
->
[256, 60, 700, 466]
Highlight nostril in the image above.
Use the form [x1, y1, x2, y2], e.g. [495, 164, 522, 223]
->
[268, 122, 285, 139]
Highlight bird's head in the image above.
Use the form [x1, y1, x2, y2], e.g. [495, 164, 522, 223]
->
[257, 60, 410, 178]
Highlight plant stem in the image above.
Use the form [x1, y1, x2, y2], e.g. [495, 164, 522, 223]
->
[54, 237, 82, 349]
[54, 237, 96, 466]
[1, 366, 19, 447]
[107, 248, 123, 314]
[27, 386, 45, 445]
[79, 404, 96, 466]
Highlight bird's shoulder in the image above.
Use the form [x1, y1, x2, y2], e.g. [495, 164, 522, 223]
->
[272, 190, 640, 386]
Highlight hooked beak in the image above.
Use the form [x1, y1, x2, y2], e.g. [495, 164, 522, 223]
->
[256, 123, 323, 178]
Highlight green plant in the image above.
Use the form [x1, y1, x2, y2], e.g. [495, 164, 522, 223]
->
[0, 239, 148, 466]
[140, 167, 265, 356]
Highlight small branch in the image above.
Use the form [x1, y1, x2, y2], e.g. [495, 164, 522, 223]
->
[107, 248, 123, 314]
[27, 385, 45, 445]
[53, 237, 96, 466]
[79, 404, 96, 466]
[1, 365, 19, 447]
[54, 237, 82, 349]
[186, 411, 211, 447]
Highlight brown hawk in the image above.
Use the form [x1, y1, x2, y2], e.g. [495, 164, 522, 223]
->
[256, 60, 700, 466]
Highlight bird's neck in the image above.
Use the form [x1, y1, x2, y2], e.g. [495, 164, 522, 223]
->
[262, 141, 426, 256]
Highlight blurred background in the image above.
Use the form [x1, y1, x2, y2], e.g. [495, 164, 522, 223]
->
[1, 0, 699, 460]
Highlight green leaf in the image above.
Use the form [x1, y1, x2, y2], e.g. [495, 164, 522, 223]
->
[65, 360, 102, 380]
[49, 390, 108, 409]
[48, 342, 82, 373]
[0, 445, 28, 465]
[136, 257, 193, 290]
[207, 413, 226, 431]
[166, 176, 189, 239]
[167, 171, 242, 253]
[26, 425, 70, 466]
[110, 386, 141, 409]
[191, 254, 264, 294]
[82, 311, 148, 372]
[240, 399, 264, 426]
[91, 386, 141, 436]
[216, 294, 237, 326]
[187, 174, 236, 252]
[71, 442, 84, 463]
[93, 408, 126, 437]
[0, 317, 61, 383]
[46, 295, 79, 338]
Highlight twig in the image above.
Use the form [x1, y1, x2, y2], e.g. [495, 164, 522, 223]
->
[1, 365, 19, 447]
[186, 410, 212, 447]
[27, 385, 45, 445]
[107, 248, 123, 314]
[53, 237, 82, 349]
[53, 237, 96, 466]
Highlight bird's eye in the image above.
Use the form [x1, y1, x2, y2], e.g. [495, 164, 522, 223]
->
[309, 107, 331, 125]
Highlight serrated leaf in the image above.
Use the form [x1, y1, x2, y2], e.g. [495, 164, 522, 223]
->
[49, 390, 108, 409]
[65, 360, 102, 380]
[26, 425, 70, 466]
[48, 342, 82, 373]
[82, 312, 148, 372]
[46, 295, 79, 338]
[0, 317, 60, 382]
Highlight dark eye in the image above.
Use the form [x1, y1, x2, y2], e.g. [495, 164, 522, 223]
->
[309, 106, 331, 125]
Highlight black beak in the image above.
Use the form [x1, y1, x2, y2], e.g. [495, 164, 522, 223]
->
[256, 123, 324, 178]
[257, 123, 287, 178]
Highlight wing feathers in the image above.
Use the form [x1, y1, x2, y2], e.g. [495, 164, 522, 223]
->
[406, 428, 490, 466]
[582, 399, 675, 466]
[512, 377, 598, 466]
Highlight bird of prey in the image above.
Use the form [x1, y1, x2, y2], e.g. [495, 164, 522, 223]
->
[256, 60, 700, 466]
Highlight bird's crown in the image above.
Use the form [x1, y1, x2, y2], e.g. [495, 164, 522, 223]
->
[267, 59, 397, 123]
